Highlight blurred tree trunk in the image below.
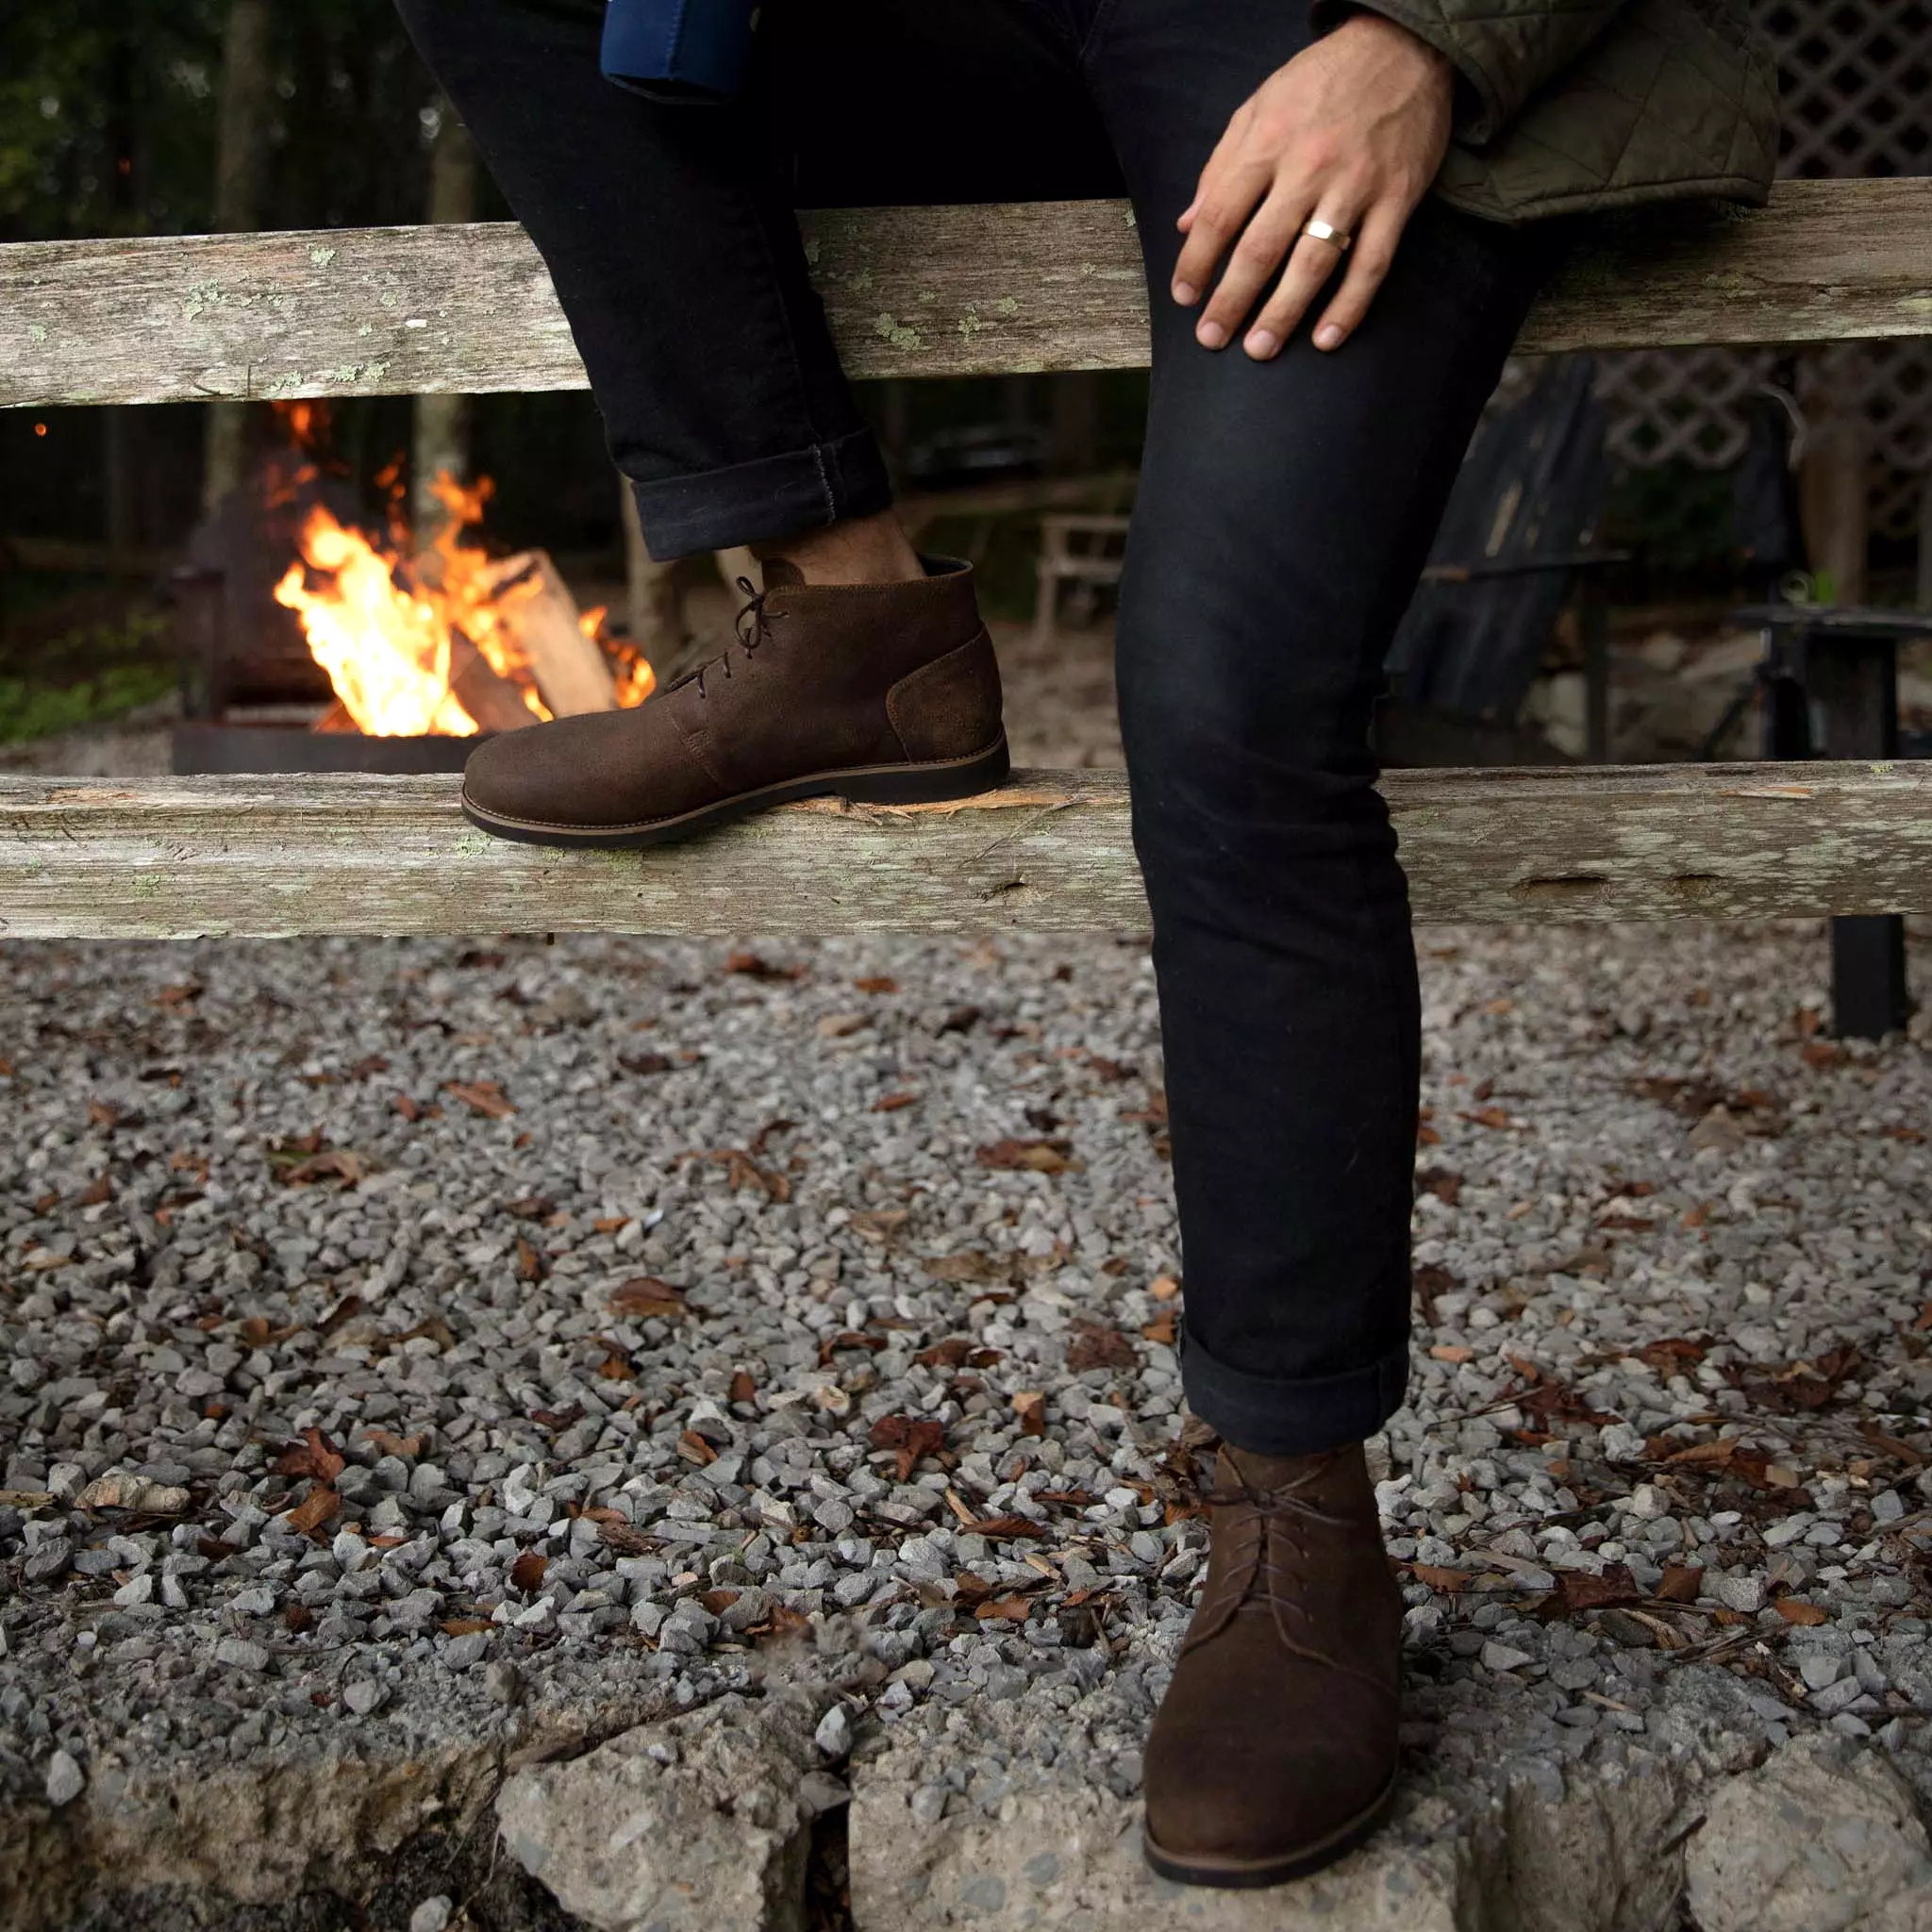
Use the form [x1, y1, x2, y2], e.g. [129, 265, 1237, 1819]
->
[412, 103, 478, 538]
[201, 0, 275, 516]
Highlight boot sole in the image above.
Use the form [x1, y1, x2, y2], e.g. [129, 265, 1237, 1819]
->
[459, 734, 1010, 851]
[1141, 1766, 1399, 1890]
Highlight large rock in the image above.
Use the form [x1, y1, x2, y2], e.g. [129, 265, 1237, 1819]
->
[847, 1692, 1691, 1931]
[496, 1692, 823, 1932]
[1684, 1735, 1932, 1932]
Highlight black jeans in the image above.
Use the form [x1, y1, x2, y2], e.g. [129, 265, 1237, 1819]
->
[397, 0, 1561, 1455]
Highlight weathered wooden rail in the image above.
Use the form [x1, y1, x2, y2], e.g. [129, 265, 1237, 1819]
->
[2, 179, 1927, 940]
[4, 179, 1930, 408]
[1, 764, 1925, 940]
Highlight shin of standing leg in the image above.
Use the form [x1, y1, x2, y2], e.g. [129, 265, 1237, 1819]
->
[1116, 205, 1556, 1454]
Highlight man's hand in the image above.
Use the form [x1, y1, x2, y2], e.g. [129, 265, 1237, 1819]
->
[1172, 15, 1454, 358]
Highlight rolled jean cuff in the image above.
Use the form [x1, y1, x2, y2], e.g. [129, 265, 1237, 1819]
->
[1178, 1319, 1409, 1457]
[625, 426, 894, 560]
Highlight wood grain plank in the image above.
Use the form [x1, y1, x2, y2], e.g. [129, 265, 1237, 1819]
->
[4, 179, 1927, 409]
[2, 762, 1925, 941]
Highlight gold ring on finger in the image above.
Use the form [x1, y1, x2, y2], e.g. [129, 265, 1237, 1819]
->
[1300, 218, 1353, 252]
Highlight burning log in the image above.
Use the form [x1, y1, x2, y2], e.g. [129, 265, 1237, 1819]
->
[479, 551, 617, 719]
[449, 631, 541, 734]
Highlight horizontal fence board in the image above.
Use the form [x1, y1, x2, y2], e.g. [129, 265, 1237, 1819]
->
[4, 179, 1928, 409]
[0, 762, 1925, 941]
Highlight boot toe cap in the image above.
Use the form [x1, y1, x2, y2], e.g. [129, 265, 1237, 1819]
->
[1144, 1669, 1397, 1868]
[461, 710, 691, 829]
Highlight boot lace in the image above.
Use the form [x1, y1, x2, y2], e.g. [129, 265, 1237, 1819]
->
[1199, 1452, 1355, 1641]
[693, 576, 775, 701]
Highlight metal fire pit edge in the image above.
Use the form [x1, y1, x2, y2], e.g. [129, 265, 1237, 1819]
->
[172, 724, 493, 776]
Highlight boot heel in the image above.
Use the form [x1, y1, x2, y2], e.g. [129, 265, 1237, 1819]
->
[840, 735, 1009, 807]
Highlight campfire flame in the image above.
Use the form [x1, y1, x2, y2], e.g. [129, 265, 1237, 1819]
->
[273, 462, 656, 737]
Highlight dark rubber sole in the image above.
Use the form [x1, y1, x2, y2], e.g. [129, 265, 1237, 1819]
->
[459, 734, 1010, 851]
[1141, 1767, 1399, 1890]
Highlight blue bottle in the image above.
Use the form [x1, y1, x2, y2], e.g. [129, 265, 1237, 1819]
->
[601, 0, 760, 102]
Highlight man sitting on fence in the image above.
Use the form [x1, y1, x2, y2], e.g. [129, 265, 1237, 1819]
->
[395, 0, 1774, 1889]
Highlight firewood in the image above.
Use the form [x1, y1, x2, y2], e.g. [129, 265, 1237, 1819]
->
[481, 550, 617, 718]
[447, 631, 539, 734]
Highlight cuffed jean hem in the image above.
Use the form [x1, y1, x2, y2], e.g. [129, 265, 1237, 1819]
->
[625, 425, 894, 560]
[1178, 1319, 1409, 1457]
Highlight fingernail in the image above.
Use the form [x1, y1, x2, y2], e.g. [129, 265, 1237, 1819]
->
[1172, 280, 1197, 306]
[1196, 320, 1226, 349]
[1244, 329, 1278, 359]
[1314, 323, 1343, 350]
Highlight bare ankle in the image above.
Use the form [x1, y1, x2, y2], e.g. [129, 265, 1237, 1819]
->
[759, 509, 924, 587]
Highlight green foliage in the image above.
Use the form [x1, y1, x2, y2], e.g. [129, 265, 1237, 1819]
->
[0, 0, 434, 245]
[0, 3, 226, 240]
[0, 609, 175, 742]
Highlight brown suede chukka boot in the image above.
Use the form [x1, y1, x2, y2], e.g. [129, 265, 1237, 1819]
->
[460, 556, 1007, 847]
[1142, 1441, 1404, 1889]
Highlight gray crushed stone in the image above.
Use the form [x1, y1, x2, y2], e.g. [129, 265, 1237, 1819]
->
[2, 916, 1930, 1924]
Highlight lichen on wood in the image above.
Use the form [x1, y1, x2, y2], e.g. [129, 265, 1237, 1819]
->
[0, 762, 1925, 941]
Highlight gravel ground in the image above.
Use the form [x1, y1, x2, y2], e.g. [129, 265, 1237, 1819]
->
[3, 912, 1930, 1924]
[5, 623, 1932, 1924]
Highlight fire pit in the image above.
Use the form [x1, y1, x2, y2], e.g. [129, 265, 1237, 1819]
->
[172, 717, 490, 775]
[172, 418, 652, 776]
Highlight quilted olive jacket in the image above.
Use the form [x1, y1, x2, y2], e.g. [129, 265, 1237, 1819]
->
[1317, 0, 1779, 221]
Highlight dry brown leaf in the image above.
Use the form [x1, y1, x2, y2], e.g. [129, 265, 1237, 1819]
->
[849, 1208, 909, 1242]
[608, 1276, 688, 1318]
[872, 1091, 919, 1113]
[1556, 1566, 1641, 1614]
[1408, 1562, 1472, 1591]
[1065, 1320, 1137, 1374]
[1149, 1274, 1181, 1300]
[1141, 1310, 1178, 1347]
[509, 1552, 549, 1593]
[1429, 1343, 1475, 1364]
[1774, 1597, 1829, 1626]
[725, 950, 805, 980]
[444, 1079, 516, 1118]
[924, 1251, 1007, 1284]
[1459, 1106, 1513, 1130]
[976, 1137, 1082, 1174]
[515, 1237, 546, 1283]
[854, 976, 899, 994]
[598, 1518, 655, 1557]
[278, 1147, 373, 1188]
[974, 1597, 1033, 1623]
[1656, 1563, 1705, 1604]
[441, 1617, 493, 1636]
[870, 1412, 947, 1481]
[962, 1515, 1048, 1541]
[359, 1428, 424, 1459]
[286, 1484, 341, 1535]
[1013, 1391, 1047, 1438]
[676, 1429, 718, 1466]
[275, 1427, 346, 1484]
[728, 1369, 758, 1404]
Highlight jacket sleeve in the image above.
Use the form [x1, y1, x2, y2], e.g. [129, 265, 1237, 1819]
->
[1309, 0, 1631, 146]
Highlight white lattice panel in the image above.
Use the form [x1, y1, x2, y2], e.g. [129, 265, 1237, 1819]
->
[1598, 0, 1932, 538]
